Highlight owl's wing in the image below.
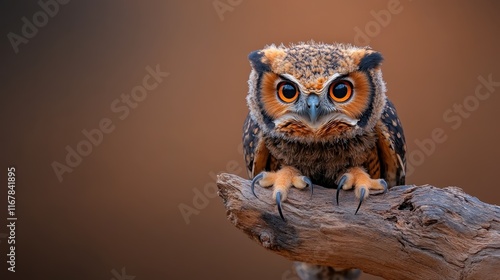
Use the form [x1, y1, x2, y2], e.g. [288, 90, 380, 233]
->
[242, 114, 276, 178]
[376, 99, 407, 186]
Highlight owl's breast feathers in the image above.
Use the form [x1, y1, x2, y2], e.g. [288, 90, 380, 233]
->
[243, 99, 406, 188]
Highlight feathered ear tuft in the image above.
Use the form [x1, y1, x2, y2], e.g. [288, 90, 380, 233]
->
[358, 51, 384, 71]
[248, 47, 286, 73]
[248, 50, 271, 73]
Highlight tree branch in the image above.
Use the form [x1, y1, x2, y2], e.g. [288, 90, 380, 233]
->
[217, 173, 500, 280]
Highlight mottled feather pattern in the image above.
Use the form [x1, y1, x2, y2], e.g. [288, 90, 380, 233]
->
[242, 114, 259, 177]
[379, 99, 406, 185]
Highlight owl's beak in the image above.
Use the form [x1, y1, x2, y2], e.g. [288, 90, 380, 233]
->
[306, 94, 320, 123]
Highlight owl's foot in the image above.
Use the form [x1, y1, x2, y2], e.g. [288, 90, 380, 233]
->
[335, 167, 387, 214]
[251, 166, 312, 221]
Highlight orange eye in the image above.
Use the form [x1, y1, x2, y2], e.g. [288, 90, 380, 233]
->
[329, 81, 353, 103]
[277, 82, 299, 103]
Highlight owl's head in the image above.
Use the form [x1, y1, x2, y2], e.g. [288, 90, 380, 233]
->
[246, 42, 387, 143]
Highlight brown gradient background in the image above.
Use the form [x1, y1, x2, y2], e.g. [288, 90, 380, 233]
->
[1, 1, 500, 279]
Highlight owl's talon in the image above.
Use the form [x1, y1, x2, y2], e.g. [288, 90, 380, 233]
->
[303, 176, 313, 198]
[276, 191, 285, 221]
[355, 188, 366, 215]
[250, 166, 310, 221]
[336, 175, 347, 206]
[251, 172, 265, 198]
[335, 167, 388, 212]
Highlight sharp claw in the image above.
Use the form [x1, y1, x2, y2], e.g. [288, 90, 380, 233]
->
[276, 191, 285, 221]
[303, 176, 313, 199]
[336, 175, 347, 206]
[380, 179, 388, 193]
[355, 187, 366, 215]
[251, 173, 264, 198]
[336, 186, 341, 206]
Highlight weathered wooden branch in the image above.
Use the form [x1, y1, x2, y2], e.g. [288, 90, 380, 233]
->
[217, 173, 500, 280]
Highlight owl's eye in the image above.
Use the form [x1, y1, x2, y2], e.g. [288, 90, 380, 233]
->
[277, 82, 299, 103]
[329, 81, 353, 103]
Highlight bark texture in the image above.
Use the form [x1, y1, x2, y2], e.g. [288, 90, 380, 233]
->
[217, 173, 500, 280]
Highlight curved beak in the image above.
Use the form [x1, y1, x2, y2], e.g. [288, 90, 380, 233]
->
[306, 94, 320, 123]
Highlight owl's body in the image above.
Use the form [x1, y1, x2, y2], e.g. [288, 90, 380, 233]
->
[243, 42, 406, 216]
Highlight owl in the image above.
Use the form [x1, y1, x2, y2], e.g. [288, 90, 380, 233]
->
[243, 42, 406, 220]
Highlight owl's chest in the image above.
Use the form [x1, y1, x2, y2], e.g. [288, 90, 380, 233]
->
[265, 135, 377, 187]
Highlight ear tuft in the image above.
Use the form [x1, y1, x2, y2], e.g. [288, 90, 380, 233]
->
[358, 51, 384, 71]
[248, 50, 271, 73]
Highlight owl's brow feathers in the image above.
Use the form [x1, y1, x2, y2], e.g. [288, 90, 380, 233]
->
[280, 73, 342, 94]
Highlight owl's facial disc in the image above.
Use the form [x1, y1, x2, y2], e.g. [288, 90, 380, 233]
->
[265, 72, 373, 141]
